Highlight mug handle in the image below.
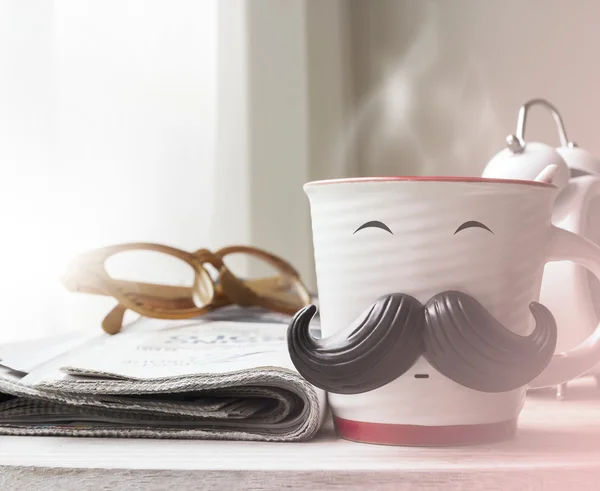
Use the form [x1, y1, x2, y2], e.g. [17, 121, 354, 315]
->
[530, 225, 600, 388]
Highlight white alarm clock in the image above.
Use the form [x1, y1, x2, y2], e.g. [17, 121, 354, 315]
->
[483, 98, 600, 399]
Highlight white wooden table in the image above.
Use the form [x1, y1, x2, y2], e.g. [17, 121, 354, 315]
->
[2, 379, 600, 491]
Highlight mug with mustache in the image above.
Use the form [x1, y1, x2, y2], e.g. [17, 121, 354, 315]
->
[289, 176, 600, 446]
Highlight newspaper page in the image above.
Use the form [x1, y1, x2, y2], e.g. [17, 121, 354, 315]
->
[0, 306, 327, 442]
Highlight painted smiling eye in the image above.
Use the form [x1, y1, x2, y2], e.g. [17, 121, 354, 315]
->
[353, 220, 393, 235]
[454, 221, 494, 235]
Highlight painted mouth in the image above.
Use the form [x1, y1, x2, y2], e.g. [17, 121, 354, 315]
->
[414, 374, 429, 379]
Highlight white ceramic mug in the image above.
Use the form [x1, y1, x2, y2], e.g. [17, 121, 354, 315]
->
[287, 176, 600, 446]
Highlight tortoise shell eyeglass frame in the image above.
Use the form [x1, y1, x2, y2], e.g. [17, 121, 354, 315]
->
[61, 243, 312, 335]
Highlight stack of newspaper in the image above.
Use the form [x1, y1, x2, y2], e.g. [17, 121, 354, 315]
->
[0, 306, 326, 442]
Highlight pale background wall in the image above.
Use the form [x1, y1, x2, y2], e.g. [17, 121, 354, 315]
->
[346, 0, 600, 178]
[1, 0, 220, 341]
[2, 0, 600, 341]
[1, 1, 61, 340]
[0, 0, 348, 341]
[54, 0, 220, 335]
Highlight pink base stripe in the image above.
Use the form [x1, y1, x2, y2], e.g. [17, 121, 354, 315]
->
[333, 416, 518, 446]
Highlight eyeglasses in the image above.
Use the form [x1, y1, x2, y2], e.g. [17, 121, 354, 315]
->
[61, 243, 311, 334]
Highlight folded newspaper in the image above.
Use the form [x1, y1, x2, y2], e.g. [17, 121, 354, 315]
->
[0, 306, 327, 442]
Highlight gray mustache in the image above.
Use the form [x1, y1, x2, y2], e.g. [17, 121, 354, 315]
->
[287, 291, 557, 395]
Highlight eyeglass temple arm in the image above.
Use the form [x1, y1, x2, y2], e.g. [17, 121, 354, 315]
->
[102, 304, 128, 335]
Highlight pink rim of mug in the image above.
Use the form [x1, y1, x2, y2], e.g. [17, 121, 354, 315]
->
[304, 176, 555, 188]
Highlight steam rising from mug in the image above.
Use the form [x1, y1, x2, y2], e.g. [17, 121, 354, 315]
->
[331, 1, 504, 180]
[287, 291, 557, 394]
